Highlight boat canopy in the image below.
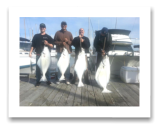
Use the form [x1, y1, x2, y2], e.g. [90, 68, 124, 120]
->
[95, 29, 131, 36]
[20, 37, 30, 42]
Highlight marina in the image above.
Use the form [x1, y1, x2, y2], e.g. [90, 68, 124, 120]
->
[19, 28, 140, 106]
[20, 56, 139, 106]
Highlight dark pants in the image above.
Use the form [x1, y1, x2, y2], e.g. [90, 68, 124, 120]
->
[36, 55, 50, 83]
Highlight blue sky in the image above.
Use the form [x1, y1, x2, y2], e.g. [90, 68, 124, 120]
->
[20, 17, 140, 48]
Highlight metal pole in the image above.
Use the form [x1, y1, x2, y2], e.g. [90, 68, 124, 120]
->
[24, 18, 26, 38]
[32, 29, 33, 39]
[29, 28, 31, 41]
[115, 17, 117, 29]
[88, 17, 90, 38]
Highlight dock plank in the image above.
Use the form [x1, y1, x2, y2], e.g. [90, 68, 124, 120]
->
[50, 83, 67, 106]
[118, 82, 139, 105]
[87, 84, 97, 106]
[90, 75, 107, 106]
[20, 83, 48, 106]
[111, 81, 139, 106]
[73, 85, 82, 106]
[106, 81, 128, 106]
[81, 84, 89, 106]
[56, 84, 72, 106]
[42, 83, 64, 106]
[66, 84, 77, 106]
[127, 83, 139, 96]
[20, 81, 36, 96]
[31, 84, 55, 106]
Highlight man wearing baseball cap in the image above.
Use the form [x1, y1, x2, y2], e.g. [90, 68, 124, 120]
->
[94, 27, 112, 70]
[29, 23, 54, 87]
[54, 21, 73, 84]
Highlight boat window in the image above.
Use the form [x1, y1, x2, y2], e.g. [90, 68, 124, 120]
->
[20, 42, 32, 51]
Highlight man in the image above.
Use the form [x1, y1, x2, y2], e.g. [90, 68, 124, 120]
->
[71, 28, 90, 84]
[54, 21, 73, 84]
[94, 27, 112, 70]
[29, 23, 54, 87]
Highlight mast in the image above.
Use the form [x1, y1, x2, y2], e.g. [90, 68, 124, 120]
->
[88, 17, 90, 38]
[24, 18, 26, 38]
[115, 17, 117, 29]
[29, 28, 31, 41]
[32, 29, 33, 39]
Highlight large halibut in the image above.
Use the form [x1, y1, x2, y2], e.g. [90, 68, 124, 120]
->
[95, 55, 112, 93]
[37, 46, 51, 82]
[74, 48, 87, 87]
[57, 48, 70, 81]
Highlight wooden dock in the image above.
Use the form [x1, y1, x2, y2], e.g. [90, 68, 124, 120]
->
[20, 72, 139, 106]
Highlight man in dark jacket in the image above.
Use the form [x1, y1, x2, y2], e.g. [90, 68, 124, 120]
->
[71, 28, 90, 84]
[94, 27, 112, 70]
[29, 23, 54, 87]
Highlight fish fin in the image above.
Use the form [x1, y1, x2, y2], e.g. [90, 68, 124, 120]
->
[59, 75, 65, 81]
[102, 89, 112, 93]
[78, 81, 84, 87]
[40, 76, 47, 82]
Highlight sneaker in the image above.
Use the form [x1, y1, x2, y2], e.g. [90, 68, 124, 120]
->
[46, 81, 51, 85]
[84, 79, 90, 85]
[66, 81, 71, 85]
[56, 80, 60, 84]
[35, 82, 40, 87]
[70, 78, 76, 84]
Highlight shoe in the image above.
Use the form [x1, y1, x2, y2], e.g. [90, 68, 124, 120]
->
[70, 77, 76, 84]
[66, 81, 71, 85]
[84, 79, 90, 85]
[35, 82, 40, 87]
[46, 81, 51, 85]
[56, 80, 60, 84]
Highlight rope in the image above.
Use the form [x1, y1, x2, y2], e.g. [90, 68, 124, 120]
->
[103, 37, 106, 50]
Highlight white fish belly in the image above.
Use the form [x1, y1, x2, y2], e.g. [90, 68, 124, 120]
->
[57, 49, 70, 79]
[37, 47, 51, 81]
[75, 53, 86, 87]
[95, 56, 111, 92]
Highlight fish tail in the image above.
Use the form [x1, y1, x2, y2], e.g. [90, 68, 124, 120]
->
[40, 75, 47, 82]
[102, 88, 112, 93]
[78, 81, 84, 87]
[59, 75, 65, 81]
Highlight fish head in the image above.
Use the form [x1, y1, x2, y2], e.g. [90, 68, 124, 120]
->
[101, 55, 110, 66]
[78, 48, 85, 56]
[62, 48, 68, 55]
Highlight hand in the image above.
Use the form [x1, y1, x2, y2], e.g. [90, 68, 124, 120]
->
[80, 38, 84, 42]
[64, 38, 68, 42]
[101, 50, 105, 56]
[79, 35, 82, 38]
[44, 40, 49, 46]
[29, 52, 32, 58]
[63, 42, 66, 46]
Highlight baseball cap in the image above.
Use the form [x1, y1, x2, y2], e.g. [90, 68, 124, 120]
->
[40, 23, 46, 28]
[101, 27, 108, 34]
[61, 21, 67, 25]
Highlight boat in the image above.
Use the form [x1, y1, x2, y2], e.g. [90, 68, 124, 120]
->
[19, 38, 36, 75]
[90, 29, 140, 76]
[50, 48, 57, 57]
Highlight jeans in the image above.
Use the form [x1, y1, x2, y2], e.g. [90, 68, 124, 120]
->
[56, 52, 70, 81]
[36, 55, 51, 82]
